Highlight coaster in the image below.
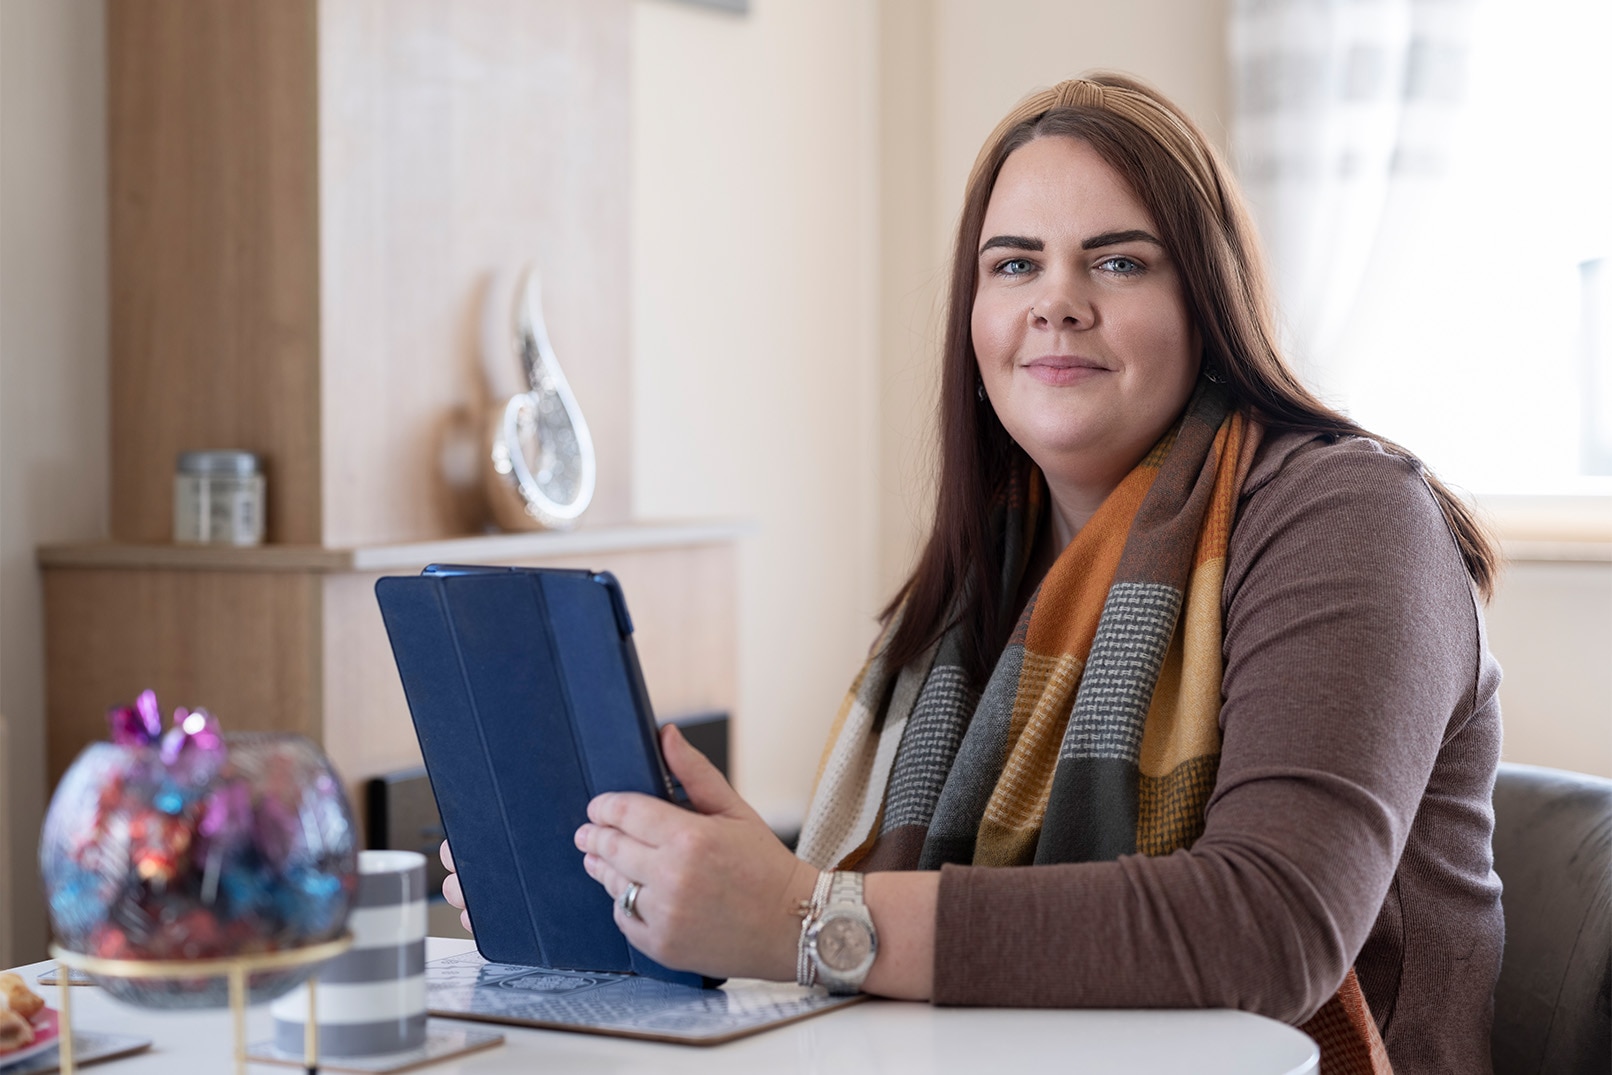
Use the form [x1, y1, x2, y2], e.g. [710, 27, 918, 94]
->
[31, 968, 92, 988]
[246, 1019, 503, 1073]
[0, 1030, 152, 1073]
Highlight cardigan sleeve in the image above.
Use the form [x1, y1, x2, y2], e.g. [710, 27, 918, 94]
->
[930, 437, 1486, 1024]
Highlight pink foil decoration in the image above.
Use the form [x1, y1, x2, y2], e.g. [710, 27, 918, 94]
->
[160, 707, 223, 766]
[136, 689, 163, 735]
[108, 689, 163, 746]
[197, 779, 252, 851]
[159, 708, 227, 793]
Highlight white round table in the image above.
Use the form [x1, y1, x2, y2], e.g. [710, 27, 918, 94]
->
[4, 936, 1319, 1074]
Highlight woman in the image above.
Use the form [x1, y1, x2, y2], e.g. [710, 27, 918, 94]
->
[445, 73, 1503, 1074]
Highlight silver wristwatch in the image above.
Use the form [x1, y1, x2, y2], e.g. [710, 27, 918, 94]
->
[802, 871, 878, 995]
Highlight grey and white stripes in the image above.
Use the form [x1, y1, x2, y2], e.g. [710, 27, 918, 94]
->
[272, 850, 429, 1057]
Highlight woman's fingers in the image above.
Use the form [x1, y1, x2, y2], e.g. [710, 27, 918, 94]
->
[580, 849, 652, 930]
[661, 723, 752, 820]
[579, 850, 632, 907]
[441, 840, 465, 912]
[574, 822, 658, 885]
[443, 871, 465, 911]
[440, 839, 472, 933]
[575, 749, 812, 978]
[585, 789, 696, 847]
[584, 727, 756, 837]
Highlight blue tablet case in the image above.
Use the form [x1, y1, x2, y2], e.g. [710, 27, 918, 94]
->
[374, 565, 704, 987]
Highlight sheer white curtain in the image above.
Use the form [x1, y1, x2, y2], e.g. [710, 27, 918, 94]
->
[1229, 0, 1477, 399]
[1233, 0, 1611, 493]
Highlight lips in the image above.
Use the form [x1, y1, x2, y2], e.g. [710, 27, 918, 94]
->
[1023, 355, 1110, 386]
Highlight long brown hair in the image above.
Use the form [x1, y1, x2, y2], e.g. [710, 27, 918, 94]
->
[881, 72, 1498, 685]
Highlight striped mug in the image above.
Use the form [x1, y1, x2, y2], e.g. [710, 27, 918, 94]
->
[271, 849, 428, 1056]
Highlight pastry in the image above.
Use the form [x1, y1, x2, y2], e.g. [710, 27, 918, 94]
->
[0, 973, 43, 1021]
[0, 1008, 33, 1051]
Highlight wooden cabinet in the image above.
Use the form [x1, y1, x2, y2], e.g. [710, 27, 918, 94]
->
[42, 0, 738, 816]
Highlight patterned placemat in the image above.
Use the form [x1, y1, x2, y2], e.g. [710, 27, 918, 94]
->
[424, 951, 865, 1046]
[246, 1019, 503, 1073]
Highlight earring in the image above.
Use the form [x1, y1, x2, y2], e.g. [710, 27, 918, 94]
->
[1203, 365, 1226, 384]
[976, 378, 987, 402]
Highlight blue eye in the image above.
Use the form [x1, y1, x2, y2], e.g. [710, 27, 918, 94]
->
[1098, 255, 1143, 274]
[997, 258, 1034, 276]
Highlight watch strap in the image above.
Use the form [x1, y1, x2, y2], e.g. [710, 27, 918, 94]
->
[827, 869, 864, 908]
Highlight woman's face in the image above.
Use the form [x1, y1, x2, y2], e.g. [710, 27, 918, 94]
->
[972, 135, 1201, 503]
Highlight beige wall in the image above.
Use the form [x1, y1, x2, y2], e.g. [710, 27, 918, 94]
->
[931, 0, 1231, 237]
[1486, 559, 1612, 777]
[0, 0, 111, 964]
[629, 0, 883, 822]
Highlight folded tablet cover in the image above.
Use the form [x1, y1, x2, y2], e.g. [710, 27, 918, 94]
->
[375, 566, 701, 987]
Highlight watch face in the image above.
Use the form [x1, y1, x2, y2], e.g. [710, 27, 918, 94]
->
[817, 914, 874, 972]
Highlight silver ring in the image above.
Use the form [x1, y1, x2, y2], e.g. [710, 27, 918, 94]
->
[619, 880, 643, 920]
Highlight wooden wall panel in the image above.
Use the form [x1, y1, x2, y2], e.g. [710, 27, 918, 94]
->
[42, 569, 323, 785]
[317, 571, 422, 814]
[317, 0, 633, 546]
[107, 0, 322, 544]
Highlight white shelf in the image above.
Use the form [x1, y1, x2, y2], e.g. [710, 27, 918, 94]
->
[37, 521, 752, 574]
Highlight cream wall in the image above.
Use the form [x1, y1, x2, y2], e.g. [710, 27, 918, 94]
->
[629, 0, 882, 823]
[0, 0, 111, 964]
[1485, 559, 1612, 777]
[931, 0, 1231, 239]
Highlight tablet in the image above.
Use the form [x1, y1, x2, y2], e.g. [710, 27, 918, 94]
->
[375, 564, 702, 987]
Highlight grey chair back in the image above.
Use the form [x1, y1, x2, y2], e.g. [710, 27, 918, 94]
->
[1490, 762, 1611, 1075]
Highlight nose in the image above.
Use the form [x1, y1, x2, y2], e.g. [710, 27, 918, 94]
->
[1028, 272, 1091, 328]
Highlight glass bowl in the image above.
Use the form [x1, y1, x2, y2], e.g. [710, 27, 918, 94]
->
[40, 733, 358, 1008]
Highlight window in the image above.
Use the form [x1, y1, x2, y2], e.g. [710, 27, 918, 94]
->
[1326, 0, 1612, 495]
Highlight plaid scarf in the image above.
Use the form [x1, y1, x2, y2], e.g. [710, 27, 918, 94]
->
[798, 383, 1391, 1075]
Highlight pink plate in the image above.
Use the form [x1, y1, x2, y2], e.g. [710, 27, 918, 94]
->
[0, 1007, 61, 1069]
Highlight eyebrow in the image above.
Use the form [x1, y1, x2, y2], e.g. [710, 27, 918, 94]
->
[1081, 229, 1162, 250]
[978, 235, 1042, 254]
[977, 228, 1164, 256]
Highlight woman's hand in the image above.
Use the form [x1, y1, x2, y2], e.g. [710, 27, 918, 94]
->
[574, 723, 818, 981]
[439, 839, 472, 934]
